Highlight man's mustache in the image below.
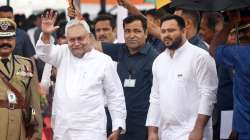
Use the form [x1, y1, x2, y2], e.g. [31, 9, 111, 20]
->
[163, 37, 173, 41]
[0, 44, 12, 49]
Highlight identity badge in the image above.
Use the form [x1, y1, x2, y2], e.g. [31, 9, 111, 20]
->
[124, 79, 136, 87]
[7, 90, 17, 104]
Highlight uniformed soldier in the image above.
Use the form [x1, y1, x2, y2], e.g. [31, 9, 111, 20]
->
[0, 18, 42, 140]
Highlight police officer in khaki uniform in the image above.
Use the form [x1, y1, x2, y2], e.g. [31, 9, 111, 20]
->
[0, 18, 42, 140]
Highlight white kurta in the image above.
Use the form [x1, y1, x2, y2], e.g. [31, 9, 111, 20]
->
[36, 38, 126, 140]
[146, 41, 218, 140]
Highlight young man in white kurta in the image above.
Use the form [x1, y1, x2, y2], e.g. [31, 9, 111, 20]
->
[146, 15, 218, 140]
[36, 12, 126, 140]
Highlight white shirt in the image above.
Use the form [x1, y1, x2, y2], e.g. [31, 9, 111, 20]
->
[36, 38, 126, 140]
[146, 41, 218, 140]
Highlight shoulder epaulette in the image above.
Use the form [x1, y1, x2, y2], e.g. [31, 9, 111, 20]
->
[14, 55, 32, 61]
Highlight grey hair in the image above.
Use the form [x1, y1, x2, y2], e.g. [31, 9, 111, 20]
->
[65, 19, 90, 35]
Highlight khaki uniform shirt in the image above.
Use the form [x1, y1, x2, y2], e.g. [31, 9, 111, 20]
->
[0, 55, 42, 140]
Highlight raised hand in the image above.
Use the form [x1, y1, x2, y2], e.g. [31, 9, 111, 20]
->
[67, 6, 83, 20]
[67, 0, 74, 8]
[67, 6, 76, 19]
[117, 0, 132, 9]
[117, 0, 145, 18]
[41, 10, 59, 35]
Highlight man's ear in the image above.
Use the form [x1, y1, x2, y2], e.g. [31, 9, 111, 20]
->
[185, 18, 192, 30]
[144, 30, 148, 39]
[182, 28, 187, 38]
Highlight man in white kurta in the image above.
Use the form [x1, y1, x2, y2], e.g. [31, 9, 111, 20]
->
[36, 12, 126, 140]
[146, 15, 218, 140]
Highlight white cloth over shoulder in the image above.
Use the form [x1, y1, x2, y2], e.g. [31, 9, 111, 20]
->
[36, 35, 126, 140]
[146, 41, 218, 140]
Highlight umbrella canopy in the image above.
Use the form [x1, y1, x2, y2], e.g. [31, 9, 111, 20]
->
[155, 0, 171, 9]
[170, 0, 250, 11]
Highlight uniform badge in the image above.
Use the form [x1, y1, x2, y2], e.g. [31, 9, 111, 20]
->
[0, 21, 9, 31]
[7, 90, 17, 104]
[32, 108, 36, 115]
[16, 65, 33, 77]
[24, 65, 33, 77]
[16, 70, 27, 76]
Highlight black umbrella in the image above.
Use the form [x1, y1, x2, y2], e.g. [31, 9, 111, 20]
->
[169, 0, 250, 45]
[170, 0, 250, 11]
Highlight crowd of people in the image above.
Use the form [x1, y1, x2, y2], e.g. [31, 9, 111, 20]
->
[0, 0, 249, 140]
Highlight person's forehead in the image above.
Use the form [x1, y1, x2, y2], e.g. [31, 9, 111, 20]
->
[67, 32, 87, 38]
[146, 14, 154, 19]
[0, 11, 12, 14]
[0, 12, 13, 17]
[161, 19, 179, 27]
[96, 20, 111, 27]
[125, 20, 143, 28]
[68, 24, 87, 32]
[67, 25, 88, 36]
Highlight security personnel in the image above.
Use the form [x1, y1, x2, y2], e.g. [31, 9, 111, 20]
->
[0, 18, 42, 140]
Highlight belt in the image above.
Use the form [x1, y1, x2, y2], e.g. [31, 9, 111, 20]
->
[0, 100, 25, 110]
